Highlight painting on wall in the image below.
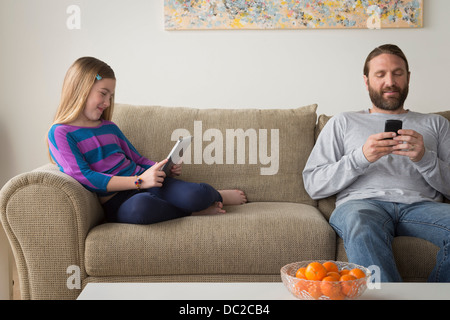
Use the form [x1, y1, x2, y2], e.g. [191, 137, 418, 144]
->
[164, 0, 423, 30]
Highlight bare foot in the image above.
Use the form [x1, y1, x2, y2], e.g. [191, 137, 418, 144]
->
[192, 202, 226, 215]
[218, 189, 247, 205]
[191, 190, 247, 216]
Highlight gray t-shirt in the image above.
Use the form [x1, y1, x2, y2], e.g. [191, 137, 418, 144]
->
[303, 109, 450, 207]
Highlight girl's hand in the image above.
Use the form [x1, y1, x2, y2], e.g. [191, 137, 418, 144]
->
[170, 163, 182, 177]
[139, 160, 168, 188]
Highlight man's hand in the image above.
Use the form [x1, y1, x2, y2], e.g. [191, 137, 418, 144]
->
[392, 129, 425, 162]
[362, 132, 399, 163]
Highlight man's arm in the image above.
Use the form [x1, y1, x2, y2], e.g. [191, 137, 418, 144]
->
[395, 117, 450, 200]
[303, 115, 400, 200]
[303, 116, 370, 199]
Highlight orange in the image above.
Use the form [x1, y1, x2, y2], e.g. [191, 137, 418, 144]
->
[305, 262, 327, 281]
[295, 267, 307, 279]
[339, 274, 357, 282]
[294, 280, 308, 294]
[339, 274, 357, 296]
[326, 272, 341, 281]
[306, 282, 322, 299]
[339, 269, 350, 276]
[320, 276, 344, 300]
[323, 261, 339, 273]
[349, 268, 366, 279]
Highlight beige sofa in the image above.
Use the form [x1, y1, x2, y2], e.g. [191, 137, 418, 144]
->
[1, 104, 448, 300]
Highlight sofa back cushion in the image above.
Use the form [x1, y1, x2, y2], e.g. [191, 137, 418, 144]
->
[112, 104, 317, 205]
[436, 110, 450, 122]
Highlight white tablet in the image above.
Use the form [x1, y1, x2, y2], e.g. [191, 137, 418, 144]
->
[160, 136, 193, 175]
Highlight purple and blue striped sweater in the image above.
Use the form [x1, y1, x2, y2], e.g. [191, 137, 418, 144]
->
[48, 120, 155, 196]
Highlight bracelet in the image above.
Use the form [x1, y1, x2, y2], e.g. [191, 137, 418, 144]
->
[134, 175, 143, 190]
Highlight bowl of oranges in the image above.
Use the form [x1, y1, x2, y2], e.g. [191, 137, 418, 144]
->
[281, 260, 370, 300]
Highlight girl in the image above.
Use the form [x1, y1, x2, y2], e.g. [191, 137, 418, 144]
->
[48, 57, 247, 224]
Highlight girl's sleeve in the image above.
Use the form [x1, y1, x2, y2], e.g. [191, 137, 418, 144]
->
[48, 125, 113, 193]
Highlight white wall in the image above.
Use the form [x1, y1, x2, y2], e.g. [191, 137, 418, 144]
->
[0, 0, 449, 298]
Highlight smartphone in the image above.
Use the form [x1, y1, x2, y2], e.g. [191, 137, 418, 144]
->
[384, 120, 402, 138]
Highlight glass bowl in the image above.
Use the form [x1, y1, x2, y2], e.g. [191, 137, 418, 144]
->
[281, 260, 371, 300]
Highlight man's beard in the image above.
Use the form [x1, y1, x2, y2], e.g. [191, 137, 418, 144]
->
[368, 83, 409, 111]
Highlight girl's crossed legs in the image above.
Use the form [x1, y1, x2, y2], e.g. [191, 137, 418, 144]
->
[103, 177, 247, 225]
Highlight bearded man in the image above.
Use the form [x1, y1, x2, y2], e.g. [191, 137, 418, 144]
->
[303, 44, 450, 282]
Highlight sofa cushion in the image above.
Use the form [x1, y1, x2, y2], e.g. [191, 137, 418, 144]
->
[112, 104, 317, 205]
[85, 202, 335, 277]
[436, 110, 450, 121]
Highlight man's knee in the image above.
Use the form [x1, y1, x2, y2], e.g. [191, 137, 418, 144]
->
[330, 200, 393, 241]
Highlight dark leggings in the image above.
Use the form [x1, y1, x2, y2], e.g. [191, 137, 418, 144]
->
[102, 177, 222, 225]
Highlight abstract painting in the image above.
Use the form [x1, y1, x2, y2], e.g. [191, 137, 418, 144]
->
[164, 0, 423, 30]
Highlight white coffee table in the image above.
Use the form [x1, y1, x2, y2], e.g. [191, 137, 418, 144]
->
[77, 282, 450, 300]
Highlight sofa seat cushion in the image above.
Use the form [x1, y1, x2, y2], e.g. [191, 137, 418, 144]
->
[85, 202, 335, 277]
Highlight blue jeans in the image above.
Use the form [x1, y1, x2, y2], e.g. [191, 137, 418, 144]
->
[329, 199, 450, 282]
[102, 177, 222, 225]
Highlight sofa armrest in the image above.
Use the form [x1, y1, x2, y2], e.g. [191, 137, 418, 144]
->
[0, 164, 104, 300]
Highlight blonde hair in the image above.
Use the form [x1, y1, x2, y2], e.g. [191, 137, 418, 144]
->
[52, 57, 116, 125]
[48, 57, 115, 162]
